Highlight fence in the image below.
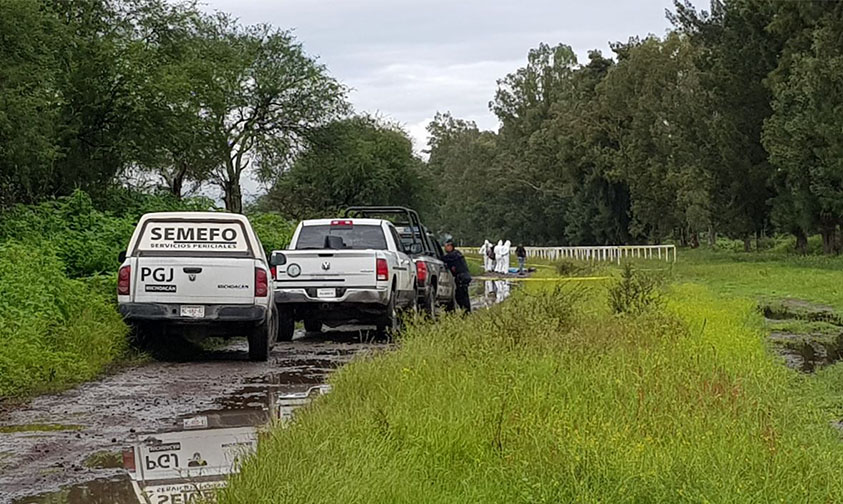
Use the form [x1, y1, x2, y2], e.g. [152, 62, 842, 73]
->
[473, 245, 676, 264]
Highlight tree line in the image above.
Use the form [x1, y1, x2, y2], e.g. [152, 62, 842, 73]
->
[426, 0, 843, 253]
[3, 0, 842, 254]
[0, 0, 347, 213]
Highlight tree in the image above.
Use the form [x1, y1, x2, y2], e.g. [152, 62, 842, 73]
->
[257, 116, 429, 219]
[193, 15, 348, 213]
[426, 113, 502, 243]
[125, 0, 218, 198]
[0, 0, 64, 206]
[669, 0, 780, 250]
[596, 34, 714, 244]
[764, 2, 843, 254]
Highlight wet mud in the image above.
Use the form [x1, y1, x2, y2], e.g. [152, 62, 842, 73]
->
[1, 282, 513, 504]
[764, 299, 843, 373]
[0, 330, 384, 504]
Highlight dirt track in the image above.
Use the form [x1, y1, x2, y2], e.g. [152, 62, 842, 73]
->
[0, 280, 511, 503]
[0, 329, 385, 504]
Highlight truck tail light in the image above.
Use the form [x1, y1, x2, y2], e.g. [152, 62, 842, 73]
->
[122, 446, 136, 472]
[270, 266, 277, 279]
[330, 220, 353, 227]
[376, 258, 389, 281]
[117, 265, 131, 295]
[416, 261, 427, 284]
[255, 268, 268, 297]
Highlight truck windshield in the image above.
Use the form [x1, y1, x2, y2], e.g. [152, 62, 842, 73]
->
[295, 225, 387, 250]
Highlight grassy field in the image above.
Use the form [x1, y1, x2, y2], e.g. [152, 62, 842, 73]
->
[221, 249, 843, 503]
[673, 249, 843, 310]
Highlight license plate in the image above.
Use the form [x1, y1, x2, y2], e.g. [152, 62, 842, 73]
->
[316, 288, 336, 298]
[180, 305, 205, 318]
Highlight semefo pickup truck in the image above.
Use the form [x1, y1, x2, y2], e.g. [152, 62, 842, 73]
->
[116, 212, 278, 361]
[270, 218, 417, 337]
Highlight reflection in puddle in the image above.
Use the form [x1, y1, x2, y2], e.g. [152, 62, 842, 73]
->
[480, 280, 512, 308]
[15, 385, 331, 504]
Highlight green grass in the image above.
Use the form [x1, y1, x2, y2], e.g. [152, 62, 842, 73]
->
[673, 249, 843, 310]
[0, 423, 84, 433]
[221, 273, 843, 503]
[0, 243, 129, 398]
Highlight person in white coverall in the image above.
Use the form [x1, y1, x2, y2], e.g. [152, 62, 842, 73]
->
[501, 240, 512, 273]
[494, 240, 504, 273]
[479, 240, 493, 272]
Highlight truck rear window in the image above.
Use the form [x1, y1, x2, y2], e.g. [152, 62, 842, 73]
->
[135, 220, 251, 255]
[295, 225, 387, 250]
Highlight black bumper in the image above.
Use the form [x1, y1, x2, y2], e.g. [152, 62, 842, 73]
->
[119, 303, 266, 323]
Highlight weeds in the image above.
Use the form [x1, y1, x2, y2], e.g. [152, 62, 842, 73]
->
[221, 283, 843, 503]
[608, 263, 663, 315]
[0, 243, 128, 398]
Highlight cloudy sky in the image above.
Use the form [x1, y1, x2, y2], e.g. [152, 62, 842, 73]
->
[200, 0, 675, 147]
[196, 0, 676, 201]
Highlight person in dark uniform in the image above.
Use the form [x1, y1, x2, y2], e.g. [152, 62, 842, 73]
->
[442, 239, 472, 313]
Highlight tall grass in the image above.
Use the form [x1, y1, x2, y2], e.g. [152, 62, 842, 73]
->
[221, 283, 843, 503]
[0, 243, 128, 398]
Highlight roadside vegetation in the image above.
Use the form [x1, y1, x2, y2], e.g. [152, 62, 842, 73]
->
[0, 190, 295, 398]
[222, 261, 843, 502]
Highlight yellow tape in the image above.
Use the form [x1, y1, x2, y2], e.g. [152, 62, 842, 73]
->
[474, 276, 612, 282]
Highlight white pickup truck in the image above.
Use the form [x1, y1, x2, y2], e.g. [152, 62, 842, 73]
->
[270, 218, 417, 336]
[117, 212, 278, 361]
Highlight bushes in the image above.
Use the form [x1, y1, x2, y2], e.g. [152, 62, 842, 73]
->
[247, 212, 296, 255]
[0, 189, 217, 277]
[0, 243, 128, 397]
[608, 263, 663, 315]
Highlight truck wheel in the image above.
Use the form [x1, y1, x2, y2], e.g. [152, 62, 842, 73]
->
[277, 307, 295, 342]
[423, 286, 437, 320]
[443, 291, 456, 313]
[376, 293, 398, 338]
[304, 319, 322, 333]
[248, 319, 271, 361]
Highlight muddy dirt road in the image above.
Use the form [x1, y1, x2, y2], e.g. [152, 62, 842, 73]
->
[0, 281, 512, 504]
[0, 329, 386, 504]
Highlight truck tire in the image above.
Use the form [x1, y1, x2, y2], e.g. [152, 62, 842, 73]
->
[277, 307, 295, 342]
[248, 317, 271, 361]
[422, 285, 437, 320]
[376, 293, 398, 338]
[443, 291, 456, 312]
[304, 319, 322, 333]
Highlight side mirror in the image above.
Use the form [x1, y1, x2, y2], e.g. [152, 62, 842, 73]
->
[269, 251, 287, 267]
[408, 243, 423, 255]
[117, 250, 127, 263]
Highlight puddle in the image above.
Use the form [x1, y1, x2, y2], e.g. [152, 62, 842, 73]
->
[472, 280, 513, 310]
[12, 384, 331, 504]
[13, 476, 136, 504]
[763, 299, 843, 373]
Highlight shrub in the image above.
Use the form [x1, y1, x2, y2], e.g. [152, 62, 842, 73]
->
[0, 189, 218, 277]
[608, 263, 663, 315]
[554, 258, 601, 277]
[0, 243, 128, 397]
[247, 212, 297, 256]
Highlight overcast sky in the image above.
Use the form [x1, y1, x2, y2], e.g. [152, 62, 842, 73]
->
[195, 0, 676, 201]
[200, 0, 675, 147]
